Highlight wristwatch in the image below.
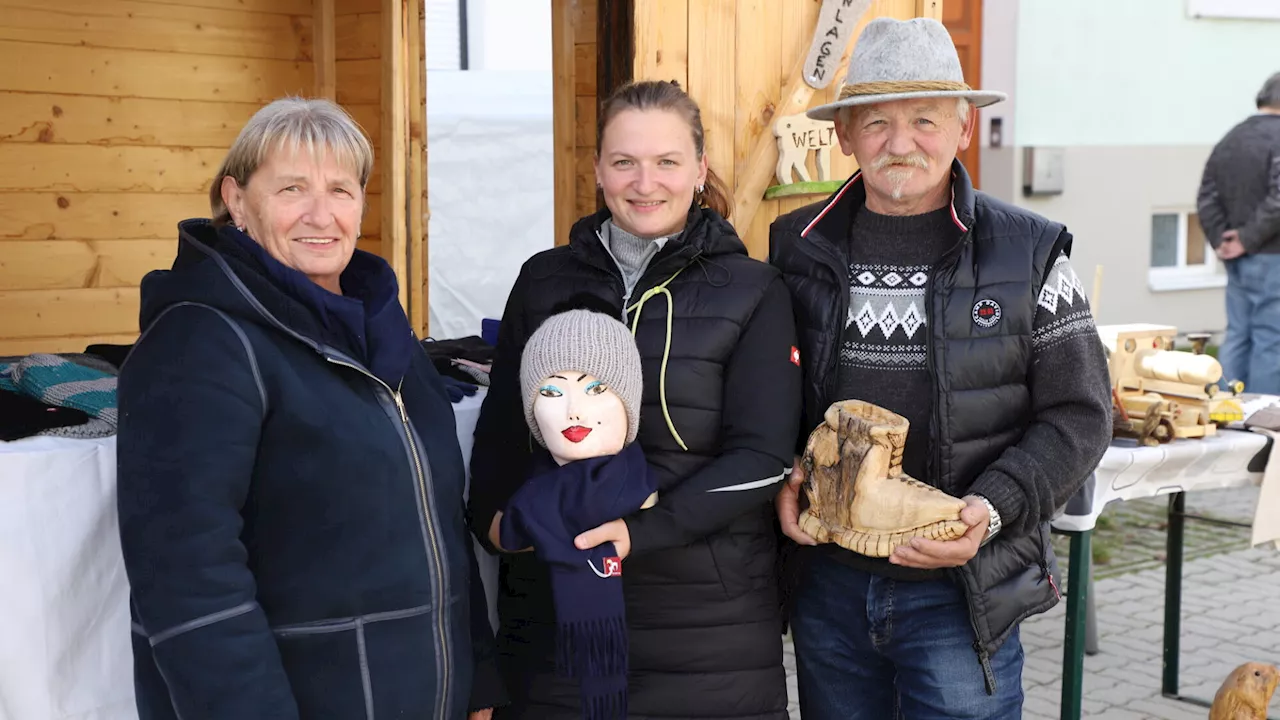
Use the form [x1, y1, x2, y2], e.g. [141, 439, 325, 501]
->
[974, 495, 1002, 546]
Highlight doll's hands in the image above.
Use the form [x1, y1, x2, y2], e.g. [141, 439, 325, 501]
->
[574, 519, 631, 560]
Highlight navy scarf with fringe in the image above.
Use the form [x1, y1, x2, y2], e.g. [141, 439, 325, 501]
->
[500, 441, 657, 720]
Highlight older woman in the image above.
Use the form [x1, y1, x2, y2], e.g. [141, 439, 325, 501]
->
[116, 97, 502, 719]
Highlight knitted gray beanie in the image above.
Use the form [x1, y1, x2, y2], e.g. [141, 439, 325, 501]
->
[520, 309, 643, 449]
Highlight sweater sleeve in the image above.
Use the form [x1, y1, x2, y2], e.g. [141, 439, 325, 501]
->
[117, 305, 299, 719]
[1239, 151, 1280, 254]
[626, 276, 803, 554]
[467, 266, 535, 553]
[966, 250, 1113, 537]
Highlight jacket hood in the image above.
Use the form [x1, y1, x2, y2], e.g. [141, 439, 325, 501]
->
[140, 219, 411, 383]
[568, 204, 749, 260]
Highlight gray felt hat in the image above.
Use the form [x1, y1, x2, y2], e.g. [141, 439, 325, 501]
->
[520, 309, 643, 449]
[807, 17, 1006, 122]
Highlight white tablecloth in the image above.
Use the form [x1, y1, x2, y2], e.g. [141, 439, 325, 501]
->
[0, 434, 136, 720]
[1051, 428, 1270, 532]
[0, 387, 495, 720]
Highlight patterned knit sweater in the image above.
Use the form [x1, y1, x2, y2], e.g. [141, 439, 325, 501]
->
[829, 206, 1102, 579]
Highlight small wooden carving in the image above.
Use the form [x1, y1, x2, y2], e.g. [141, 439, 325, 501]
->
[773, 113, 837, 186]
[1098, 324, 1246, 440]
[1210, 662, 1279, 720]
[798, 400, 968, 557]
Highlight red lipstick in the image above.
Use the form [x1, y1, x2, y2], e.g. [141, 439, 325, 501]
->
[562, 426, 592, 443]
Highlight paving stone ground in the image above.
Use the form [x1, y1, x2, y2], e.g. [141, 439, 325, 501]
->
[781, 487, 1280, 719]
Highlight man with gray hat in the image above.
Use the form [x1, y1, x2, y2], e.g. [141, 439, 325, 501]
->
[1196, 71, 1280, 394]
[769, 17, 1113, 718]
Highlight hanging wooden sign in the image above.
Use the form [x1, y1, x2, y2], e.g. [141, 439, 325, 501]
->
[803, 0, 873, 89]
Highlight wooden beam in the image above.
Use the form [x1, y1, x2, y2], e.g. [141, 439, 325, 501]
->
[314, 0, 337, 99]
[917, 0, 944, 21]
[406, 0, 428, 335]
[382, 0, 408, 310]
[597, 0, 633, 101]
[687, 0, 736, 201]
[633, 0, 687, 87]
[551, 0, 577, 247]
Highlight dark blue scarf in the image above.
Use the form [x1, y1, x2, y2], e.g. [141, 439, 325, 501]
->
[500, 442, 657, 720]
[218, 225, 415, 387]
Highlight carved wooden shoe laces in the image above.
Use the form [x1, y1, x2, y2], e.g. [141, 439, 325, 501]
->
[797, 400, 968, 557]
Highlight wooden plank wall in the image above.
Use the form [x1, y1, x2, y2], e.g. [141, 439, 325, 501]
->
[551, 0, 601, 246]
[335, 0, 385, 263]
[0, 0, 314, 354]
[333, 0, 427, 334]
[631, 0, 929, 259]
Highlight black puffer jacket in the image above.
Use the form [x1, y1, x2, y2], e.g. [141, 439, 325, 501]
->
[468, 206, 801, 719]
[770, 163, 1102, 693]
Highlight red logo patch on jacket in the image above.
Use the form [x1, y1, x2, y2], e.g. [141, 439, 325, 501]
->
[790, 346, 801, 366]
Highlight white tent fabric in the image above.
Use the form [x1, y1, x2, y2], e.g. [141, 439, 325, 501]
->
[426, 70, 556, 341]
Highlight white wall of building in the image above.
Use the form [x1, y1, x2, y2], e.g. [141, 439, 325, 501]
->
[980, 0, 1280, 335]
[1014, 0, 1277, 148]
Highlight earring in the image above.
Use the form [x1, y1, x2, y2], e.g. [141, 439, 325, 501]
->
[696, 183, 705, 194]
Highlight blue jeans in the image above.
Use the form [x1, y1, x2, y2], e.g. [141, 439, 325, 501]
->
[790, 552, 1024, 720]
[1221, 253, 1280, 395]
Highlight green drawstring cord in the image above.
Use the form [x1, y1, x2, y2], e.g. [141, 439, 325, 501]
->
[626, 267, 689, 451]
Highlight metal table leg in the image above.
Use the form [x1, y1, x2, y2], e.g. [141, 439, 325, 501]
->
[1060, 529, 1091, 720]
[1085, 561, 1099, 656]
[1156, 492, 1278, 717]
[1162, 491, 1185, 698]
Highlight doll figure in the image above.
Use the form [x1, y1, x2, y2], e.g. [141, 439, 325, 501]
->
[500, 308, 658, 720]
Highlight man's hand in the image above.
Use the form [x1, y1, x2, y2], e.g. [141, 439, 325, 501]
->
[468, 709, 494, 720]
[1217, 230, 1245, 260]
[889, 495, 990, 569]
[488, 511, 532, 553]
[574, 519, 631, 560]
[776, 459, 816, 546]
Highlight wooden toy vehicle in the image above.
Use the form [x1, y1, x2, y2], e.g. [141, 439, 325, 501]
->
[1097, 324, 1245, 444]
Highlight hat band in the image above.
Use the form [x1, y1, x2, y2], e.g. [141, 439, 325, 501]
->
[838, 80, 971, 100]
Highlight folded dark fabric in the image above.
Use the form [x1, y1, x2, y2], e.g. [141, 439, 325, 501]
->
[421, 336, 495, 383]
[0, 390, 91, 442]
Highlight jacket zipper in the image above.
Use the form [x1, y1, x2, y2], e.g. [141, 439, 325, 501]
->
[792, 231, 847, 404]
[327, 359, 451, 720]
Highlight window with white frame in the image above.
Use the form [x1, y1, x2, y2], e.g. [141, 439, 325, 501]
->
[1148, 210, 1227, 291]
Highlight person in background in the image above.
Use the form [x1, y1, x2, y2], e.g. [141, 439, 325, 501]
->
[1197, 71, 1280, 394]
[116, 96, 502, 719]
[467, 80, 801, 719]
[769, 18, 1112, 719]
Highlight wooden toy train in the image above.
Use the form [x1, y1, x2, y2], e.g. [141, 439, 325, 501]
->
[1096, 324, 1245, 445]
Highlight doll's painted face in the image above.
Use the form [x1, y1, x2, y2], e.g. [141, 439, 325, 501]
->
[534, 371, 628, 465]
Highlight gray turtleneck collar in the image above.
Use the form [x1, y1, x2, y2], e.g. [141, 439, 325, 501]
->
[599, 219, 675, 314]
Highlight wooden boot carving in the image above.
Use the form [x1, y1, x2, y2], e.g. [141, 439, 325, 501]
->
[797, 400, 969, 557]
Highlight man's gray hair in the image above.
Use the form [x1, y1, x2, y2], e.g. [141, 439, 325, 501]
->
[209, 96, 374, 227]
[1257, 72, 1280, 110]
[837, 97, 971, 127]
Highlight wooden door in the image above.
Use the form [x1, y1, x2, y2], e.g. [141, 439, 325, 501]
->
[942, 0, 982, 189]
